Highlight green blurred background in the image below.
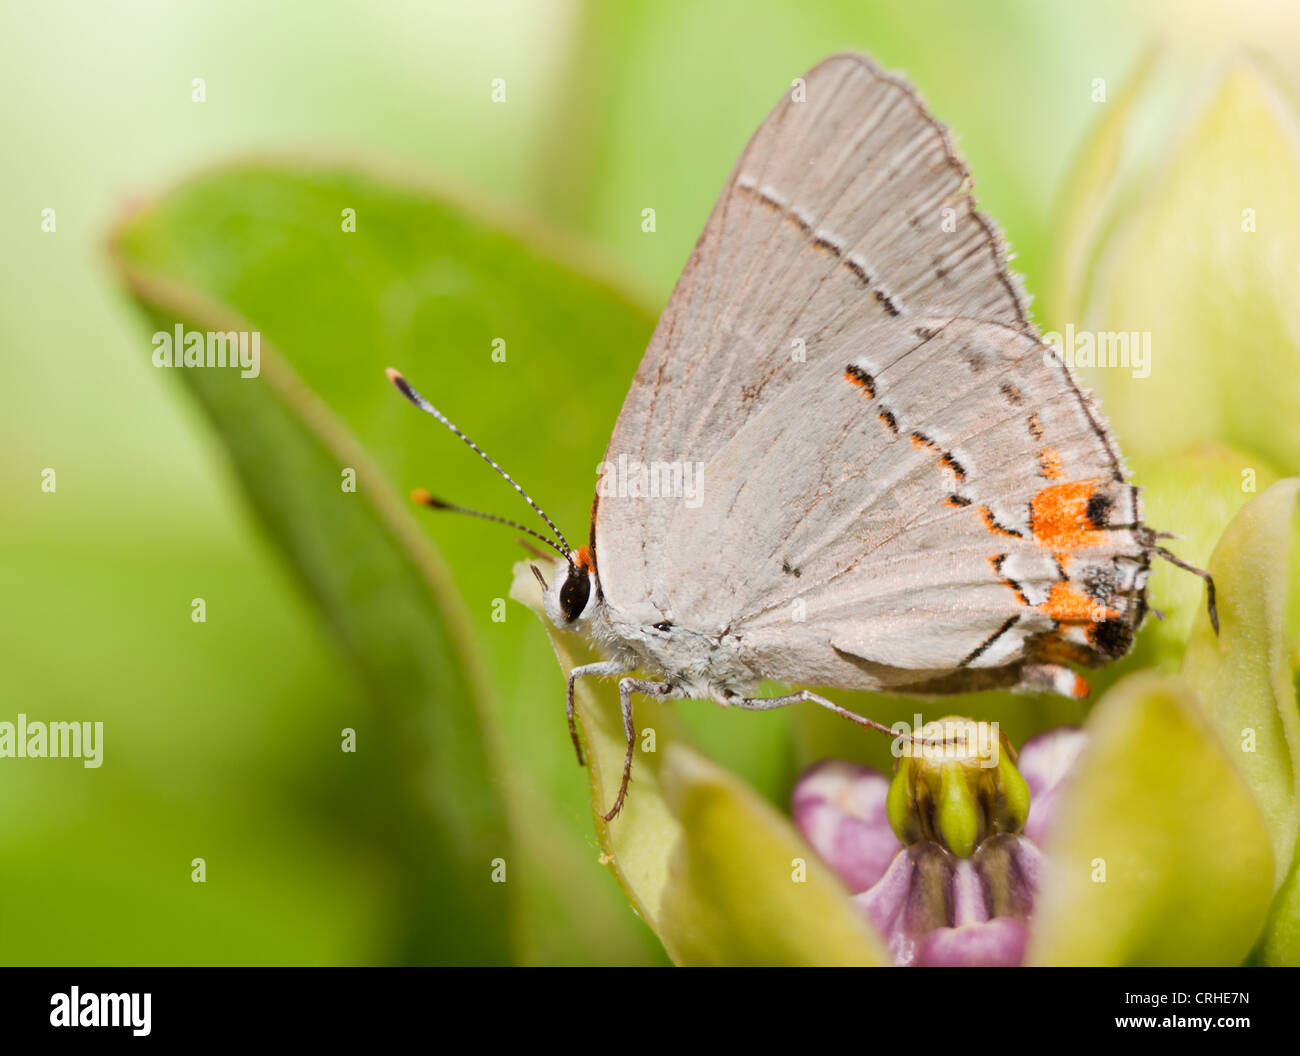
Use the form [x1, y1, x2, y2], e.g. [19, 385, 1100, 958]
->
[1, 0, 1292, 965]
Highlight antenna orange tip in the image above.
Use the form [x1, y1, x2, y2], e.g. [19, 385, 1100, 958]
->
[385, 367, 404, 384]
[411, 488, 434, 505]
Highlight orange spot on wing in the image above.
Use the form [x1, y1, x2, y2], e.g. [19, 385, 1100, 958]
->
[843, 365, 876, 397]
[1031, 480, 1107, 552]
[1041, 581, 1115, 622]
[1038, 448, 1064, 479]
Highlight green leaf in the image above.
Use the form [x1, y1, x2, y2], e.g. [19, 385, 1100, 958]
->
[1082, 60, 1300, 475]
[110, 160, 667, 964]
[0, 539, 396, 964]
[1263, 842, 1300, 965]
[509, 558, 691, 932]
[113, 272, 514, 963]
[657, 743, 890, 966]
[1183, 479, 1300, 892]
[1125, 446, 1281, 671]
[1028, 673, 1274, 966]
[1179, 477, 1300, 966]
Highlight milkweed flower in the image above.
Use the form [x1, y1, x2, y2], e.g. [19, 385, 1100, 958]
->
[793, 721, 1086, 966]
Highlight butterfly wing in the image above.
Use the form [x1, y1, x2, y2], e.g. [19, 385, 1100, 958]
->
[593, 53, 1147, 686]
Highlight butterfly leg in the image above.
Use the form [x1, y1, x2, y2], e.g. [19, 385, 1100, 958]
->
[1152, 545, 1218, 634]
[565, 661, 628, 766]
[731, 690, 898, 736]
[604, 677, 676, 822]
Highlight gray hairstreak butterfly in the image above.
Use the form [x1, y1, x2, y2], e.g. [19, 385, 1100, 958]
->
[387, 52, 1216, 820]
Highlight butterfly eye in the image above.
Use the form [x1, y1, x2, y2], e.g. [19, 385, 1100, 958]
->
[559, 565, 591, 623]
[653, 621, 673, 633]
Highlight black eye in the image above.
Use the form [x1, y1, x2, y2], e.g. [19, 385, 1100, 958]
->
[654, 621, 673, 632]
[559, 566, 591, 622]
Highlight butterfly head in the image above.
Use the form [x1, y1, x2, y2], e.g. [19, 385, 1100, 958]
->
[537, 546, 598, 629]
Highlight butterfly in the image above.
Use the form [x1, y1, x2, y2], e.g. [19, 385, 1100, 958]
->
[388, 52, 1215, 821]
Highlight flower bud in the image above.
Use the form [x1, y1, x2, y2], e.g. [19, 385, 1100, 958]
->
[886, 716, 1030, 857]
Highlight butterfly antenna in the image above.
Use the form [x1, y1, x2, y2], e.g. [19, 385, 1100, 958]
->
[387, 368, 573, 561]
[410, 489, 569, 561]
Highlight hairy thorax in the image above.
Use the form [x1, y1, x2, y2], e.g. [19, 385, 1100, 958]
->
[588, 599, 760, 704]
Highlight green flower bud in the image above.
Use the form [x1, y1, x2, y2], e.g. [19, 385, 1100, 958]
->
[886, 716, 1029, 858]
[995, 744, 1031, 835]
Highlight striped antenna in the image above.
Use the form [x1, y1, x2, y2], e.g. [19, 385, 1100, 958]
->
[411, 489, 569, 561]
[386, 368, 573, 560]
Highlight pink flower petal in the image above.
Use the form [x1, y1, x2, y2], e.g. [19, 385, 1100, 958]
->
[951, 860, 989, 926]
[974, 833, 1041, 921]
[1016, 726, 1088, 845]
[854, 843, 955, 966]
[917, 917, 1028, 967]
[792, 759, 897, 893]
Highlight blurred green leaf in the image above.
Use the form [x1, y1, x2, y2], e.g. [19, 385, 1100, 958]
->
[657, 743, 889, 966]
[1180, 477, 1300, 967]
[1083, 60, 1300, 475]
[1263, 841, 1300, 966]
[1125, 446, 1281, 671]
[0, 539, 398, 965]
[106, 158, 672, 963]
[110, 266, 514, 962]
[1183, 479, 1300, 892]
[1044, 46, 1156, 326]
[1029, 673, 1274, 966]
